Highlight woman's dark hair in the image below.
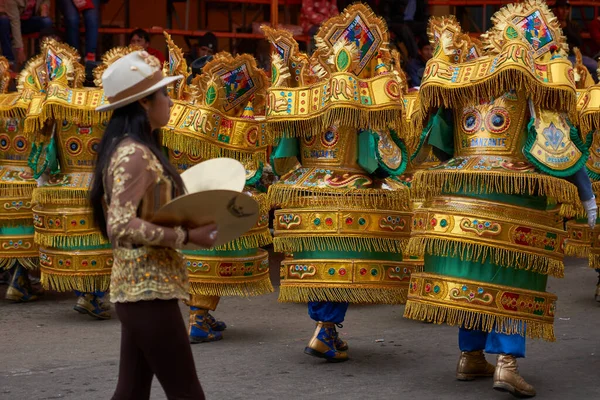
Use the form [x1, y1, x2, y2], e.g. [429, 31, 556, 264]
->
[90, 91, 184, 238]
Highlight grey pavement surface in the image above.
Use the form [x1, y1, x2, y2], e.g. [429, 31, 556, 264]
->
[0, 255, 599, 400]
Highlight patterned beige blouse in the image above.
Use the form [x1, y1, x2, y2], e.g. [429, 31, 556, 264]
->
[104, 138, 189, 303]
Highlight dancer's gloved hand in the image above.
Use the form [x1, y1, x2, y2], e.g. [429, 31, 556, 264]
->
[583, 196, 598, 229]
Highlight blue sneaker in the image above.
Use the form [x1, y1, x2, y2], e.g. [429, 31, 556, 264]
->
[73, 293, 111, 320]
[5, 265, 38, 302]
[304, 322, 349, 362]
[188, 308, 223, 343]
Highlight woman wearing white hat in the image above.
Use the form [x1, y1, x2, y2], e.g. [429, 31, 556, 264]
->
[89, 50, 217, 399]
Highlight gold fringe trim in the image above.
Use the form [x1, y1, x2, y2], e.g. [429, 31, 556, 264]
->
[17, 257, 39, 270]
[0, 183, 35, 198]
[32, 188, 90, 206]
[403, 300, 555, 341]
[214, 229, 272, 251]
[588, 252, 600, 269]
[420, 66, 576, 120]
[0, 258, 16, 270]
[413, 169, 579, 207]
[34, 232, 108, 248]
[188, 274, 274, 297]
[564, 241, 590, 258]
[268, 184, 410, 210]
[161, 132, 267, 164]
[40, 270, 111, 292]
[268, 108, 402, 139]
[560, 202, 585, 218]
[0, 106, 26, 120]
[580, 113, 600, 137]
[24, 104, 111, 134]
[407, 237, 564, 278]
[278, 284, 408, 304]
[274, 235, 408, 254]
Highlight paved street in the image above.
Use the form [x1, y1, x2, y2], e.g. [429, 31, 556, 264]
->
[1, 254, 599, 400]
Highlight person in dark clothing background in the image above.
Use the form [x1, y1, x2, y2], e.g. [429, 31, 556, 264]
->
[406, 35, 433, 88]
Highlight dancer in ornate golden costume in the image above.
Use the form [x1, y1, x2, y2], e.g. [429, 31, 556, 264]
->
[264, 4, 415, 362]
[565, 48, 600, 301]
[404, 2, 595, 397]
[27, 41, 135, 319]
[161, 33, 273, 342]
[0, 57, 40, 301]
[574, 55, 600, 303]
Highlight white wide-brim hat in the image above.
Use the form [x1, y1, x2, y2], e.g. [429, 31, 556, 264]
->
[151, 158, 260, 249]
[96, 50, 183, 112]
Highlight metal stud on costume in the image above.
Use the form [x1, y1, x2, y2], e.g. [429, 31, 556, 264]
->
[405, 2, 593, 396]
[161, 33, 273, 342]
[263, 4, 416, 361]
[0, 56, 41, 302]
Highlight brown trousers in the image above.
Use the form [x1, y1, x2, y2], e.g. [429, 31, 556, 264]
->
[111, 299, 206, 400]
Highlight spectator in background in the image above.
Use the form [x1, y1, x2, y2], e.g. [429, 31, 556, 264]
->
[129, 28, 165, 64]
[57, 0, 100, 63]
[554, 0, 597, 81]
[0, 0, 52, 65]
[197, 32, 217, 57]
[405, 36, 432, 88]
[300, 0, 338, 36]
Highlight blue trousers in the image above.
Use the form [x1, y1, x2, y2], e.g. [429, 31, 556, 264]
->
[308, 301, 348, 324]
[57, 0, 100, 56]
[459, 327, 526, 358]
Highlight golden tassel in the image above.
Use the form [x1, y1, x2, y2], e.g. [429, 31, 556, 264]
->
[32, 188, 91, 206]
[34, 232, 108, 248]
[215, 229, 272, 251]
[564, 241, 590, 258]
[407, 237, 564, 278]
[403, 300, 555, 342]
[188, 274, 274, 297]
[161, 133, 267, 164]
[268, 184, 410, 210]
[0, 184, 36, 198]
[273, 235, 408, 254]
[40, 270, 111, 292]
[278, 284, 408, 304]
[588, 252, 600, 269]
[267, 108, 403, 140]
[412, 169, 579, 207]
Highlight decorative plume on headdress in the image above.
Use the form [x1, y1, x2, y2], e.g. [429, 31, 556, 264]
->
[262, 3, 407, 140]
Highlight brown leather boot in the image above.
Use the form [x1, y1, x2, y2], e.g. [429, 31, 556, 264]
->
[456, 350, 495, 381]
[493, 354, 536, 398]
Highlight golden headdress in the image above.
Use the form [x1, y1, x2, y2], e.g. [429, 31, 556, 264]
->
[420, 0, 576, 117]
[162, 52, 269, 163]
[23, 39, 105, 133]
[263, 3, 407, 139]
